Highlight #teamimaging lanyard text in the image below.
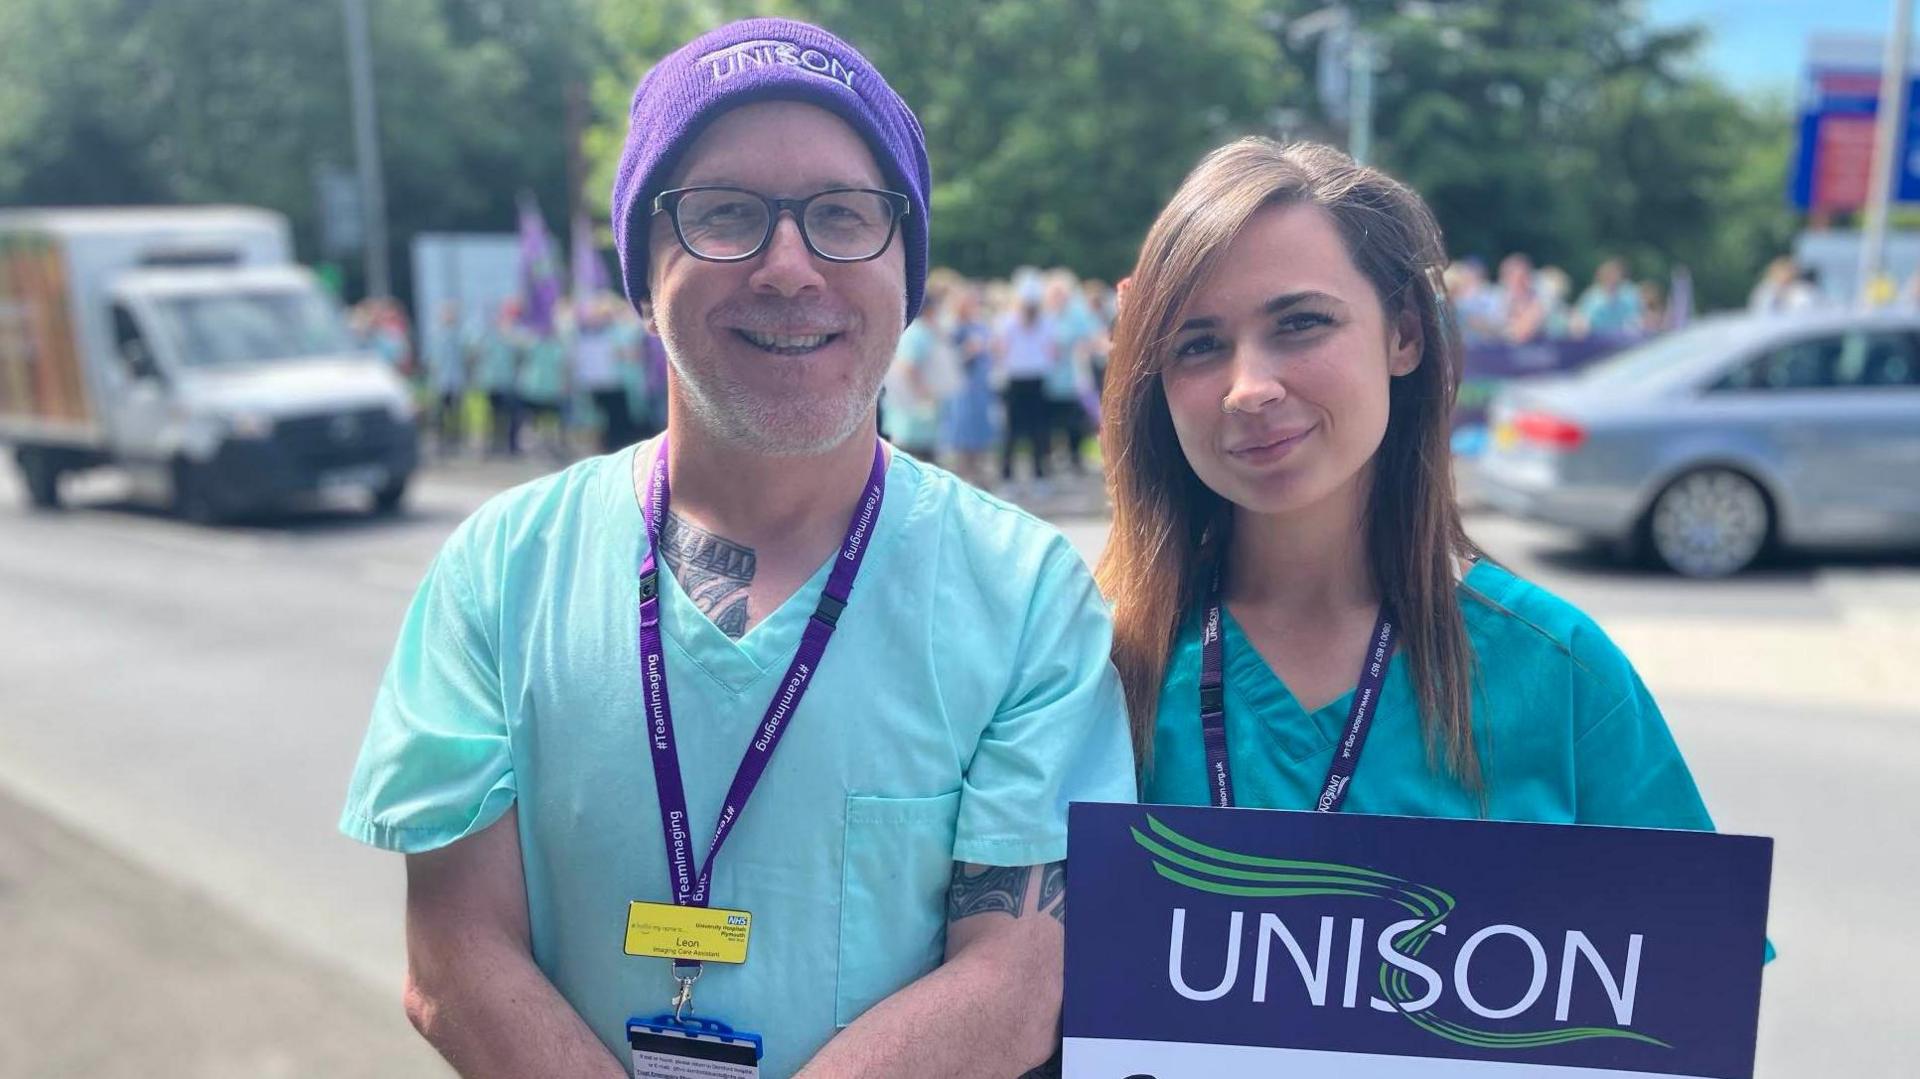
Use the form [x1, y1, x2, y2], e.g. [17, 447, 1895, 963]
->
[1199, 575, 1397, 812]
[636, 435, 887, 1014]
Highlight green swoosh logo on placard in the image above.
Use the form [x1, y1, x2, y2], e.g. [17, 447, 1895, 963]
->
[1132, 814, 1670, 1051]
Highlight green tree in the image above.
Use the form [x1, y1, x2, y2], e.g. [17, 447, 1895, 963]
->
[1265, 0, 1796, 309]
[0, 0, 594, 300]
[793, 0, 1289, 279]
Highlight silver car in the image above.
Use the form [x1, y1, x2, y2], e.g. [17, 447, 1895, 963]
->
[1472, 311, 1920, 576]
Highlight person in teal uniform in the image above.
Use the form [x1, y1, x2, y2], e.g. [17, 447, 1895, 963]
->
[339, 18, 1133, 1079]
[1096, 137, 1753, 841]
[515, 315, 569, 458]
[476, 298, 525, 456]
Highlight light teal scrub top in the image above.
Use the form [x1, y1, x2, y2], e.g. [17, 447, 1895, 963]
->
[340, 441, 1136, 1078]
[516, 334, 567, 404]
[476, 327, 520, 393]
[1144, 561, 1711, 826]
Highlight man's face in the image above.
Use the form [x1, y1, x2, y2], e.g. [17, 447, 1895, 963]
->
[645, 101, 906, 456]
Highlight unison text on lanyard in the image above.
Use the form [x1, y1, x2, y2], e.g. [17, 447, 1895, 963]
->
[636, 437, 887, 979]
[1198, 573, 1397, 812]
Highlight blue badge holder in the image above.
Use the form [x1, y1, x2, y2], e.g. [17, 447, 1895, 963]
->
[628, 1014, 764, 1063]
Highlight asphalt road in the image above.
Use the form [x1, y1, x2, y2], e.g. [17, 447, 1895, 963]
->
[0, 458, 1914, 1077]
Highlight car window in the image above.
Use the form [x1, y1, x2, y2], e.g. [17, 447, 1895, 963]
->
[1714, 334, 1843, 391]
[1833, 332, 1920, 388]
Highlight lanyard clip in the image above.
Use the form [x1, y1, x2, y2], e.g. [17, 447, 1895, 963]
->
[639, 569, 660, 602]
[1199, 683, 1225, 716]
[670, 962, 702, 1022]
[812, 592, 847, 629]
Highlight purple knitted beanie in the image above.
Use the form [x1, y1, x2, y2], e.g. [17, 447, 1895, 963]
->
[611, 18, 932, 323]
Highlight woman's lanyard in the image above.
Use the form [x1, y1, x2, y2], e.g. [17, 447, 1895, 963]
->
[1199, 580, 1398, 812]
[636, 436, 887, 997]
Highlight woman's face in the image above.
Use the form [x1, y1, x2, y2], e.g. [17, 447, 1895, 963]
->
[1159, 202, 1420, 517]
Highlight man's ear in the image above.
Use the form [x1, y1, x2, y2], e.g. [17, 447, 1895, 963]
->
[640, 296, 660, 337]
[1389, 305, 1423, 377]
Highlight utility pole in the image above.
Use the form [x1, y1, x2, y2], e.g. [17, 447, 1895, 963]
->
[342, 0, 391, 300]
[1859, 0, 1914, 306]
[1287, 6, 1375, 165]
[1349, 29, 1375, 166]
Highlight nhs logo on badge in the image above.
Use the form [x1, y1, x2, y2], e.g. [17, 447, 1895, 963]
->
[726, 914, 749, 927]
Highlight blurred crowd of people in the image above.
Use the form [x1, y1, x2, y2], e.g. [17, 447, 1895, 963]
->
[347, 293, 667, 461]
[878, 267, 1116, 496]
[347, 269, 1119, 493]
[1443, 254, 1687, 345]
[1746, 256, 1830, 315]
[339, 249, 1856, 483]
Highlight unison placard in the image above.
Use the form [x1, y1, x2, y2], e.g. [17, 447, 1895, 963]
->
[1064, 803, 1771, 1078]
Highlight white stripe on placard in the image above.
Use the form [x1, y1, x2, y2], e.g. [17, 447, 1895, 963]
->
[1063, 1038, 1720, 1079]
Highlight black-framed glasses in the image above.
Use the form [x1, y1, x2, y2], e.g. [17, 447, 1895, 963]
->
[652, 185, 910, 264]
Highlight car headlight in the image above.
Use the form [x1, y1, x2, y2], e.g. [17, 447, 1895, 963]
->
[226, 411, 275, 439]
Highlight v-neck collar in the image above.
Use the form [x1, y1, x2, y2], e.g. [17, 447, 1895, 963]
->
[1216, 605, 1365, 763]
[611, 438, 915, 696]
[1211, 561, 1500, 762]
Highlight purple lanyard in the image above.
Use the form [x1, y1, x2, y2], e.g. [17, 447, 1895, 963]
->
[637, 436, 887, 922]
[1199, 576, 1397, 813]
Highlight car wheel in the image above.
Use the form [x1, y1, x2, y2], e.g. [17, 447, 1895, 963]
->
[171, 461, 225, 525]
[1648, 468, 1771, 578]
[370, 474, 409, 516]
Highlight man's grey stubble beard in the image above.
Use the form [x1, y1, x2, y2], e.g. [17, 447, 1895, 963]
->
[661, 325, 894, 457]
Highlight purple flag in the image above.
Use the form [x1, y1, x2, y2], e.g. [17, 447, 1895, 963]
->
[1667, 266, 1695, 329]
[517, 193, 561, 335]
[572, 212, 609, 306]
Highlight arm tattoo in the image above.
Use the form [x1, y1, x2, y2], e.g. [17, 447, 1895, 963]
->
[947, 863, 1029, 921]
[659, 511, 755, 639]
[1039, 860, 1066, 925]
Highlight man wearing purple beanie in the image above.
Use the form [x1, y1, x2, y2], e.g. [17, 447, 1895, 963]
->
[339, 16, 1135, 1079]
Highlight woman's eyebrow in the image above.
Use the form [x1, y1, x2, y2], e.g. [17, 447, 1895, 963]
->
[1263, 290, 1336, 313]
[1178, 290, 1338, 332]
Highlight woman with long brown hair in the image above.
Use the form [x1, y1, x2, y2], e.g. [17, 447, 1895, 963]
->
[1099, 138, 1718, 828]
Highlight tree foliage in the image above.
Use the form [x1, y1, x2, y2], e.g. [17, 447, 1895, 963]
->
[1, 0, 1801, 310]
[1266, 0, 1796, 307]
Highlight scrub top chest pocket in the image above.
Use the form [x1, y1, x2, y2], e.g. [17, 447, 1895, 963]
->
[834, 790, 962, 1027]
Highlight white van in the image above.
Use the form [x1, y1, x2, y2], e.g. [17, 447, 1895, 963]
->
[0, 206, 418, 520]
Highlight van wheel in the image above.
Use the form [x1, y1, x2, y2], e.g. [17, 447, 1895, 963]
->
[171, 461, 225, 524]
[17, 449, 61, 509]
[371, 474, 409, 515]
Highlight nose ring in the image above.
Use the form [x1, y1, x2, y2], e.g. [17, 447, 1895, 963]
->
[1221, 395, 1237, 415]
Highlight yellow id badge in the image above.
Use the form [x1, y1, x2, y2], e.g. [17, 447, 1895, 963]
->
[624, 901, 753, 964]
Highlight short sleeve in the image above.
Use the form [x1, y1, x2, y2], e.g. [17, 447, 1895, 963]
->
[952, 542, 1137, 866]
[1570, 638, 1712, 832]
[338, 529, 517, 853]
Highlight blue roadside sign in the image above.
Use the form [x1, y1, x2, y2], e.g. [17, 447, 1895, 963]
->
[1792, 37, 1920, 211]
[1063, 802, 1772, 1078]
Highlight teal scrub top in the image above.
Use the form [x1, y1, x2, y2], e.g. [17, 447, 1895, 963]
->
[1144, 560, 1712, 827]
[340, 441, 1136, 1077]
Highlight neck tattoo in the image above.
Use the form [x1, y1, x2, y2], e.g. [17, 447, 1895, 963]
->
[660, 511, 757, 639]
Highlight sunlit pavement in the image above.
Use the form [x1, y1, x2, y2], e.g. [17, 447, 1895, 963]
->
[0, 456, 1914, 1077]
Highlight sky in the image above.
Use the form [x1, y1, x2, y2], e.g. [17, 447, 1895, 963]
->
[1649, 0, 1898, 94]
